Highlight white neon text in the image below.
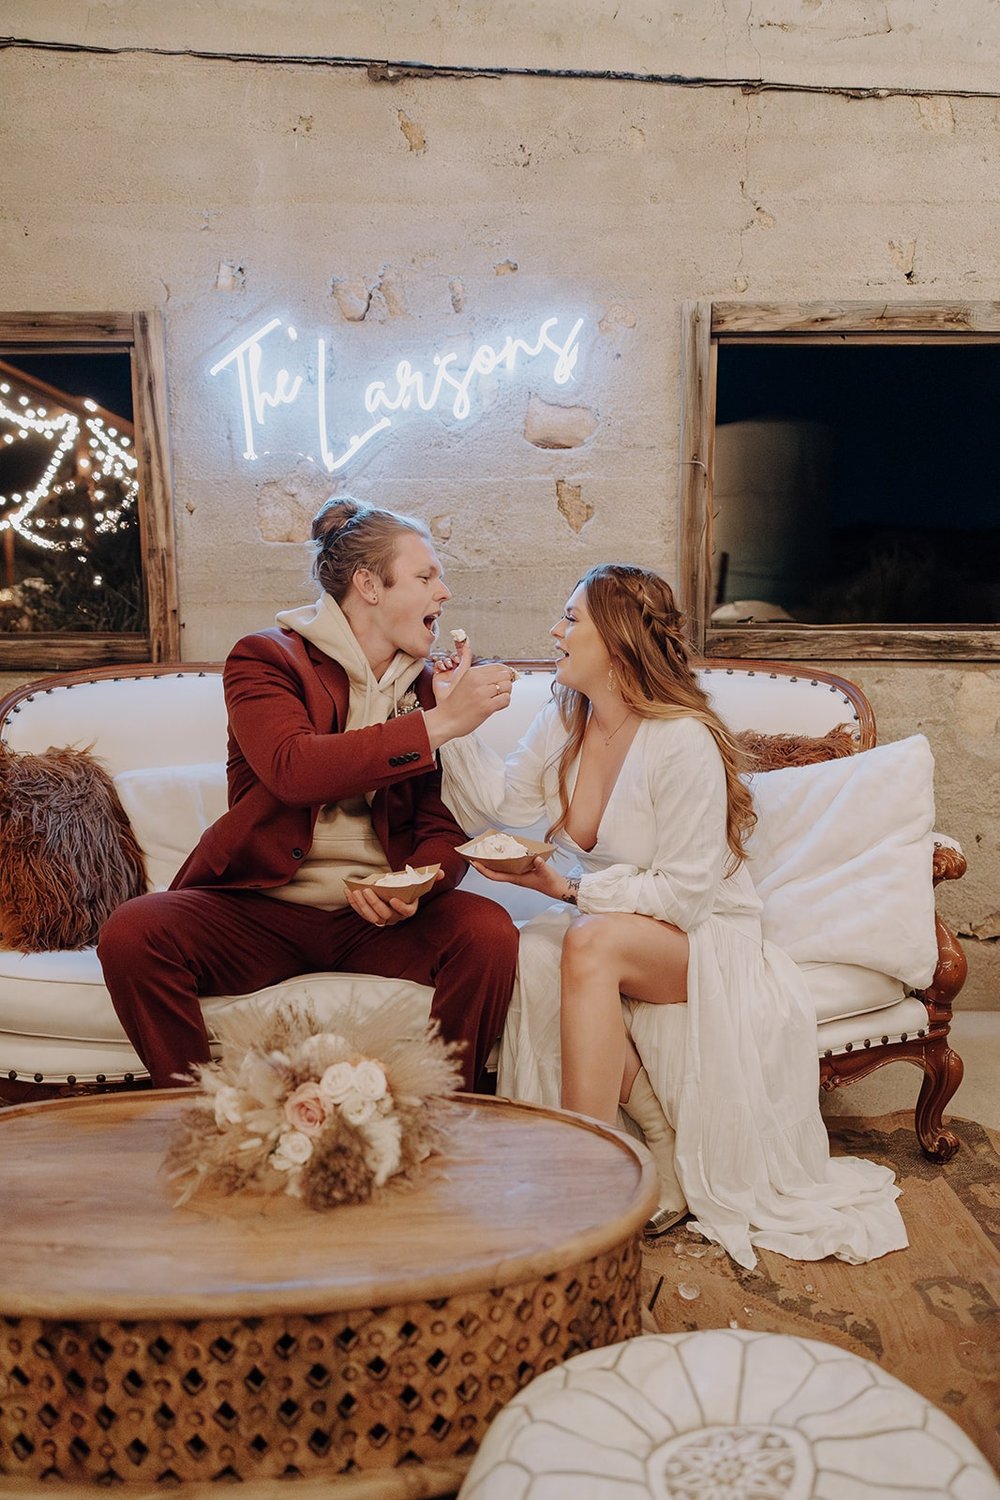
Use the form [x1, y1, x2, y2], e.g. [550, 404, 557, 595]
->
[209, 314, 585, 471]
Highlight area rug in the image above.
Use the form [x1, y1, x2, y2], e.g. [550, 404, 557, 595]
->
[640, 1111, 1000, 1472]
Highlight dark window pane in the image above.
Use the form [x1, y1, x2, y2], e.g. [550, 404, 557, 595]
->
[714, 345, 1000, 625]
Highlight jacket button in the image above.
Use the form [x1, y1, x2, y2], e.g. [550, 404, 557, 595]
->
[292, 847, 304, 859]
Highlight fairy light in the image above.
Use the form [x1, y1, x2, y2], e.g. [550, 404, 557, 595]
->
[0, 397, 138, 550]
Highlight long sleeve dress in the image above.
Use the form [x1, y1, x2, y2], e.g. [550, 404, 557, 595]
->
[441, 699, 908, 1269]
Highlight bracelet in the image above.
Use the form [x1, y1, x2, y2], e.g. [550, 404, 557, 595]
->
[564, 876, 581, 906]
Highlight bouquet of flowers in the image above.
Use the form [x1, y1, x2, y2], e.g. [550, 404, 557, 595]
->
[165, 1002, 463, 1211]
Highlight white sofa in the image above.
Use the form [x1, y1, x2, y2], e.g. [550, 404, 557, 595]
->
[0, 659, 967, 1159]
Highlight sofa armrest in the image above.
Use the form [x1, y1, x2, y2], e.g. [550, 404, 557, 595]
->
[915, 839, 967, 1015]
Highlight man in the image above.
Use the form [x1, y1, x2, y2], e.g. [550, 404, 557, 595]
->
[99, 498, 518, 1090]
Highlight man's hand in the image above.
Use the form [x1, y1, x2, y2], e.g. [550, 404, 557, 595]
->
[425, 645, 516, 747]
[345, 870, 444, 927]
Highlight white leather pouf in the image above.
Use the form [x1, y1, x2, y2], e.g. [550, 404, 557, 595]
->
[458, 1329, 999, 1500]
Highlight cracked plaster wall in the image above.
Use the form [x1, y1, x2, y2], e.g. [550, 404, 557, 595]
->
[2, 3, 999, 1005]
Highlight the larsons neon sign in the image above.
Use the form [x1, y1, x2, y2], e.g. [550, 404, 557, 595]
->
[209, 313, 585, 471]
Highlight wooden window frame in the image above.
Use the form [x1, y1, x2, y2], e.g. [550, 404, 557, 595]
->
[0, 311, 179, 671]
[678, 300, 1000, 662]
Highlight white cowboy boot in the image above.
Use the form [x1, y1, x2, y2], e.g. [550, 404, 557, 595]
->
[621, 1067, 688, 1236]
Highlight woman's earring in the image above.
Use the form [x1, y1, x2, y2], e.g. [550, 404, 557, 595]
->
[608, 668, 616, 694]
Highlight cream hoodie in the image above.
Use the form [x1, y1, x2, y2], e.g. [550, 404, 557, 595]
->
[269, 593, 425, 910]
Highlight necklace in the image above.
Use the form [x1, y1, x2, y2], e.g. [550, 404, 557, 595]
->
[591, 710, 633, 746]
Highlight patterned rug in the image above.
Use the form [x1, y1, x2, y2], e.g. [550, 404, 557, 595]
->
[641, 1111, 1000, 1472]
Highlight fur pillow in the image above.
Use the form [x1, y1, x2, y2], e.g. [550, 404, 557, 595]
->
[0, 743, 148, 952]
[735, 724, 857, 772]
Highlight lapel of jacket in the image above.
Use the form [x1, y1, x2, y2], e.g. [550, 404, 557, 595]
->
[302, 638, 350, 731]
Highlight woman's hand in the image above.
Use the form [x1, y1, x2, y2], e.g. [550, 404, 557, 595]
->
[468, 855, 567, 901]
[345, 870, 444, 928]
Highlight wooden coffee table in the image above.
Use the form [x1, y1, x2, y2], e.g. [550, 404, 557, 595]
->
[0, 1091, 656, 1491]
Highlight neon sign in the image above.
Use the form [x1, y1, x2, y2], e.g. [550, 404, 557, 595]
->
[209, 314, 585, 471]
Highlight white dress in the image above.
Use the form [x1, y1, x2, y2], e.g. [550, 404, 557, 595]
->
[441, 701, 908, 1269]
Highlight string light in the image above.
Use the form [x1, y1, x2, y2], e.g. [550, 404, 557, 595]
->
[0, 398, 138, 550]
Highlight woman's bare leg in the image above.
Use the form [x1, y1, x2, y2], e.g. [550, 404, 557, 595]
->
[559, 912, 688, 1122]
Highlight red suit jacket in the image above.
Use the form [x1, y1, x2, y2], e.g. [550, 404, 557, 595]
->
[171, 627, 467, 896]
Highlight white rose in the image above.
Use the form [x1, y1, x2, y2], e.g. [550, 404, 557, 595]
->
[319, 1061, 357, 1105]
[340, 1092, 377, 1126]
[351, 1060, 388, 1102]
[270, 1129, 314, 1171]
[213, 1085, 245, 1128]
[363, 1114, 403, 1187]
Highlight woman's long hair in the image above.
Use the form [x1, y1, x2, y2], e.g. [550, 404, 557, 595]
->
[547, 564, 755, 870]
[311, 496, 430, 602]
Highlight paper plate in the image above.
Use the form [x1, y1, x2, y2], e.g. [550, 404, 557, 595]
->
[343, 863, 441, 903]
[455, 831, 556, 875]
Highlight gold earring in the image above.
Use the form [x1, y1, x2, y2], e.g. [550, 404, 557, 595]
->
[608, 668, 616, 693]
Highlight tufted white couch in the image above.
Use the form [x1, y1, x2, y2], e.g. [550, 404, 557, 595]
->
[0, 659, 967, 1159]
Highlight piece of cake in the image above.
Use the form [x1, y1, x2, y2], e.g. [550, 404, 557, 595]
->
[467, 832, 528, 858]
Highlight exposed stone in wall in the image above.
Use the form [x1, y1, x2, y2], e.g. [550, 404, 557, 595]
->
[215, 260, 245, 292]
[332, 278, 372, 321]
[556, 480, 592, 533]
[449, 279, 465, 313]
[331, 272, 406, 320]
[525, 395, 598, 450]
[494, 260, 518, 274]
[961, 912, 1000, 942]
[398, 111, 427, 152]
[377, 273, 406, 317]
[598, 303, 637, 333]
[430, 513, 453, 541]
[256, 475, 324, 542]
[888, 238, 917, 281]
[917, 97, 956, 133]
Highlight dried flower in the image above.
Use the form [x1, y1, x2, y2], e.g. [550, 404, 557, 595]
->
[284, 1082, 329, 1136]
[319, 1061, 359, 1105]
[272, 1129, 315, 1170]
[352, 1059, 388, 1101]
[166, 1001, 464, 1211]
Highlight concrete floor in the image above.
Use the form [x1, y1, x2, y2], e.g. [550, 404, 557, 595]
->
[819, 1009, 1000, 1131]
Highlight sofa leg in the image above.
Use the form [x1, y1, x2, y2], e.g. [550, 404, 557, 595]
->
[914, 1036, 964, 1163]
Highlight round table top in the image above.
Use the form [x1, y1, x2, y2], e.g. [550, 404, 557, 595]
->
[0, 1090, 656, 1321]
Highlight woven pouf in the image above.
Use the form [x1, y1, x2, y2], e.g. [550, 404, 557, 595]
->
[458, 1328, 1000, 1499]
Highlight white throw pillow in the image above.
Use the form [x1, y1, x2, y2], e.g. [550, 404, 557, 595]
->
[746, 734, 938, 988]
[115, 762, 228, 891]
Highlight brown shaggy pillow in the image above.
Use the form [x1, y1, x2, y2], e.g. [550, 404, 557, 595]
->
[735, 724, 858, 773]
[0, 743, 148, 951]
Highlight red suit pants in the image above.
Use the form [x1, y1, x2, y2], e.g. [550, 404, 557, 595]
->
[98, 887, 517, 1092]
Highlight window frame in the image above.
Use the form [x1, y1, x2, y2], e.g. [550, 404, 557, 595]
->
[0, 310, 179, 670]
[678, 300, 1000, 661]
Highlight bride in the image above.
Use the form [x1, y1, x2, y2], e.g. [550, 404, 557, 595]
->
[436, 563, 908, 1269]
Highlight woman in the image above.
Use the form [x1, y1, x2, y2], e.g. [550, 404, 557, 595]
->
[437, 564, 908, 1268]
[100, 498, 520, 1093]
